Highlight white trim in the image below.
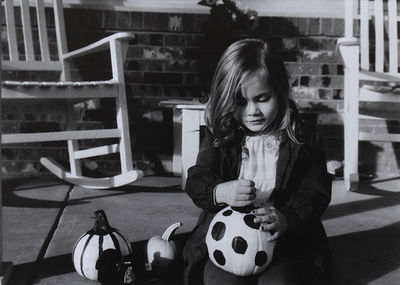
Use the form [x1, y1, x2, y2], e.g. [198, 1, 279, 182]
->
[14, 0, 346, 18]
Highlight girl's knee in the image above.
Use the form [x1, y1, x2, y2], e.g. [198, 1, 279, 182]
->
[203, 259, 255, 285]
[257, 262, 300, 285]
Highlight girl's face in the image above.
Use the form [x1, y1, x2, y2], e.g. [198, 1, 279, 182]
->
[234, 72, 279, 133]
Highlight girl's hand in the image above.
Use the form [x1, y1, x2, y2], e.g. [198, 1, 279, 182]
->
[252, 206, 288, 241]
[215, 179, 256, 207]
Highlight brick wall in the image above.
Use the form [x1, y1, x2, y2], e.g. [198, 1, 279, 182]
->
[1, 6, 399, 179]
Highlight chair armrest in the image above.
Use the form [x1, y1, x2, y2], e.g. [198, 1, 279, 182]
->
[336, 37, 359, 47]
[336, 37, 359, 65]
[62, 32, 135, 60]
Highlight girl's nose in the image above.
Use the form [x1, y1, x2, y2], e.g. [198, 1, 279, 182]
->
[247, 102, 259, 115]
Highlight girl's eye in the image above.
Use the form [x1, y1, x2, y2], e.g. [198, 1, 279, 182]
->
[258, 95, 270, 102]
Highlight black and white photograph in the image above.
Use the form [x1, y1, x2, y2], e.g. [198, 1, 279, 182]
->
[0, 0, 399, 284]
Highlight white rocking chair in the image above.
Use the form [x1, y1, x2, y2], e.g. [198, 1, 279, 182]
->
[337, 0, 400, 191]
[1, 0, 143, 189]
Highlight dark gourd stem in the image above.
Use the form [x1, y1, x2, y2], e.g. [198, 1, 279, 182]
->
[93, 210, 112, 233]
[231, 205, 255, 214]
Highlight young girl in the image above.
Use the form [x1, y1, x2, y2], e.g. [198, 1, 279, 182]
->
[183, 39, 332, 285]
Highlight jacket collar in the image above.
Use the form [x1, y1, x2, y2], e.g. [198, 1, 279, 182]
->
[220, 128, 302, 191]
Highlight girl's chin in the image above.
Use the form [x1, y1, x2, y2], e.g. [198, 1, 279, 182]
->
[244, 123, 268, 131]
[243, 123, 274, 135]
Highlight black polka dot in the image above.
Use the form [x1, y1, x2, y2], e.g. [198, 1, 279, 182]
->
[255, 251, 268, 266]
[213, 250, 226, 266]
[243, 214, 260, 230]
[211, 222, 226, 241]
[222, 209, 233, 216]
[232, 236, 248, 254]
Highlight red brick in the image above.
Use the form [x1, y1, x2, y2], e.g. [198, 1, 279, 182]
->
[2, 148, 18, 160]
[286, 62, 320, 75]
[165, 60, 198, 72]
[139, 85, 164, 97]
[258, 17, 273, 36]
[125, 71, 144, 84]
[309, 18, 321, 35]
[2, 161, 41, 175]
[103, 10, 117, 29]
[143, 12, 169, 31]
[321, 64, 344, 75]
[127, 46, 143, 58]
[282, 38, 298, 50]
[65, 8, 103, 29]
[318, 89, 334, 99]
[183, 74, 200, 85]
[127, 60, 164, 72]
[303, 50, 336, 63]
[320, 38, 337, 50]
[143, 46, 184, 60]
[117, 11, 131, 30]
[296, 18, 310, 36]
[321, 18, 333, 36]
[144, 72, 183, 85]
[130, 12, 144, 30]
[2, 122, 19, 134]
[333, 18, 345, 36]
[0, 6, 5, 25]
[316, 113, 344, 125]
[292, 87, 319, 99]
[289, 76, 299, 87]
[126, 85, 146, 97]
[137, 34, 164, 45]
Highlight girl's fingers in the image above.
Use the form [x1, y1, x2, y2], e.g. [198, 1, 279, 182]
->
[237, 193, 256, 201]
[237, 186, 256, 194]
[260, 222, 280, 241]
[261, 222, 278, 231]
[253, 213, 276, 223]
[251, 208, 267, 215]
[232, 200, 253, 207]
[268, 231, 280, 241]
[237, 179, 255, 187]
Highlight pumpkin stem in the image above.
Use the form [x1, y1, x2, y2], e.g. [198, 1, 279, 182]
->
[93, 209, 113, 233]
[161, 222, 181, 241]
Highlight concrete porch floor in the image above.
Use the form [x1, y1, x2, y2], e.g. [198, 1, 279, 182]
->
[2, 176, 400, 284]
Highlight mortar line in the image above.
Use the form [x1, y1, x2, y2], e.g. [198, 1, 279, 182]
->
[28, 184, 75, 285]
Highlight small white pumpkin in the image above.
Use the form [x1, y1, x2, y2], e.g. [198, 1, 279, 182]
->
[145, 222, 181, 273]
[72, 210, 132, 281]
[206, 206, 276, 276]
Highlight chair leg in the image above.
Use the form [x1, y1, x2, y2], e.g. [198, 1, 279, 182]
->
[343, 51, 360, 191]
[66, 102, 82, 176]
[344, 116, 359, 191]
[112, 39, 133, 174]
[181, 109, 201, 189]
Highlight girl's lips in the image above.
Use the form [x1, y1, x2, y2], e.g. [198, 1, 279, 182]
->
[246, 119, 265, 124]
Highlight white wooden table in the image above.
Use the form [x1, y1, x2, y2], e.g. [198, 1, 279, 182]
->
[159, 100, 206, 188]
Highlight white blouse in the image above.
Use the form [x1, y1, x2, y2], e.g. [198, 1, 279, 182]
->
[238, 133, 280, 207]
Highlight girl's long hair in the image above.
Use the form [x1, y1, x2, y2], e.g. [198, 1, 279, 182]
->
[205, 38, 301, 147]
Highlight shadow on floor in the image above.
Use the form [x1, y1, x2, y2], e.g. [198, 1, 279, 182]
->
[328, 221, 400, 284]
[324, 179, 400, 221]
[2, 177, 181, 209]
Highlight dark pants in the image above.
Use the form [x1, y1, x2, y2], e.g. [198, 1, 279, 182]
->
[203, 259, 300, 285]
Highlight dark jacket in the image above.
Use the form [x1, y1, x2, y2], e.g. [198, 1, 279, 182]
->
[183, 126, 333, 285]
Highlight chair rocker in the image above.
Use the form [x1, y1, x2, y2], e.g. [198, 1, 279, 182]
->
[1, 0, 143, 189]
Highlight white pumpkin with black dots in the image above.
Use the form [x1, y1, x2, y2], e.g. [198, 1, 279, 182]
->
[72, 210, 133, 281]
[205, 206, 276, 276]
